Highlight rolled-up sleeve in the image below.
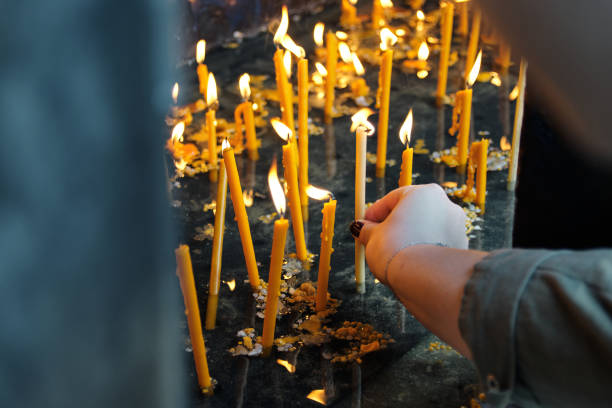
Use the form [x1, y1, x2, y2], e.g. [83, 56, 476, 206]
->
[459, 249, 612, 407]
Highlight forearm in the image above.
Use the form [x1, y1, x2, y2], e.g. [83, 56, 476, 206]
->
[386, 245, 487, 358]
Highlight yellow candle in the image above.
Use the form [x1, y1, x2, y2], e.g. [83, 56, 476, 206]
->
[372, 0, 384, 28]
[351, 108, 374, 294]
[298, 58, 309, 219]
[341, 0, 358, 27]
[508, 59, 528, 191]
[196, 40, 208, 98]
[274, 50, 293, 131]
[351, 78, 369, 98]
[222, 142, 260, 289]
[458, 1, 468, 37]
[476, 138, 489, 210]
[283, 141, 308, 261]
[175, 245, 213, 394]
[237, 73, 259, 160]
[205, 161, 227, 330]
[398, 109, 414, 187]
[464, 9, 481, 83]
[206, 109, 218, 182]
[436, 1, 454, 107]
[376, 32, 394, 178]
[316, 199, 337, 312]
[324, 32, 337, 124]
[456, 88, 472, 171]
[261, 217, 289, 356]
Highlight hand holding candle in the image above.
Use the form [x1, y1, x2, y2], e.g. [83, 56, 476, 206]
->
[351, 108, 375, 293]
[398, 109, 414, 187]
[262, 159, 289, 356]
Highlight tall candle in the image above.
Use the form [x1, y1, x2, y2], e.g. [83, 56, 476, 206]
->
[316, 197, 337, 312]
[476, 138, 489, 210]
[283, 140, 308, 261]
[376, 28, 397, 178]
[341, 0, 358, 27]
[372, 0, 384, 28]
[222, 141, 260, 289]
[456, 88, 472, 172]
[458, 2, 468, 37]
[324, 32, 337, 124]
[508, 59, 528, 191]
[196, 40, 208, 99]
[175, 245, 213, 394]
[206, 161, 227, 330]
[262, 159, 289, 356]
[436, 1, 454, 107]
[206, 73, 219, 182]
[351, 108, 374, 294]
[274, 50, 291, 130]
[464, 9, 481, 83]
[236, 73, 259, 160]
[298, 58, 310, 219]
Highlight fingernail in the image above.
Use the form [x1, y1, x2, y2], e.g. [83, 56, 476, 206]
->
[350, 221, 364, 238]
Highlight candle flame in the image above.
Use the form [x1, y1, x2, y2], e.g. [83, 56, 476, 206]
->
[338, 42, 352, 63]
[490, 72, 501, 87]
[500, 136, 511, 151]
[509, 84, 519, 101]
[306, 185, 332, 201]
[283, 50, 292, 79]
[268, 159, 286, 217]
[417, 69, 428, 79]
[243, 189, 254, 207]
[315, 62, 328, 77]
[467, 49, 482, 87]
[206, 73, 218, 106]
[350, 108, 375, 134]
[417, 41, 429, 61]
[174, 158, 187, 172]
[313, 22, 325, 47]
[271, 118, 293, 142]
[416, 10, 425, 20]
[276, 359, 296, 373]
[281, 35, 305, 59]
[239, 73, 251, 100]
[395, 28, 406, 37]
[399, 108, 413, 146]
[348, 0, 357, 4]
[380, 0, 393, 8]
[172, 82, 179, 104]
[380, 28, 398, 51]
[226, 279, 236, 291]
[307, 389, 328, 405]
[274, 6, 289, 46]
[352, 53, 365, 75]
[222, 138, 231, 152]
[312, 72, 324, 85]
[171, 121, 185, 143]
[335, 31, 348, 40]
[196, 39, 206, 64]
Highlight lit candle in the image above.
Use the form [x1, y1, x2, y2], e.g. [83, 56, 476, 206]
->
[324, 31, 337, 124]
[167, 121, 199, 162]
[206, 73, 218, 182]
[455, 50, 481, 173]
[297, 57, 310, 219]
[402, 40, 430, 75]
[508, 59, 528, 191]
[196, 40, 208, 99]
[271, 119, 308, 261]
[206, 160, 227, 330]
[172, 82, 179, 105]
[351, 108, 375, 293]
[398, 109, 414, 187]
[306, 186, 337, 312]
[235, 73, 259, 160]
[350, 53, 369, 98]
[273, 7, 294, 132]
[476, 138, 489, 211]
[221, 140, 260, 289]
[436, 1, 454, 107]
[262, 159, 289, 356]
[341, 0, 358, 27]
[464, 9, 481, 83]
[175, 245, 213, 394]
[313, 22, 325, 59]
[376, 28, 397, 178]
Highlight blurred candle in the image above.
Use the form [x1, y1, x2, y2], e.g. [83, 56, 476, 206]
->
[324, 32, 337, 124]
[372, 0, 384, 28]
[235, 73, 259, 160]
[175, 245, 213, 394]
[341, 0, 358, 27]
[457, 50, 481, 173]
[272, 119, 308, 261]
[351, 109, 375, 293]
[508, 60, 528, 191]
[476, 138, 489, 210]
[298, 58, 310, 219]
[398, 109, 414, 187]
[497, 41, 511, 73]
[464, 9, 481, 83]
[206, 73, 218, 182]
[206, 161, 227, 330]
[222, 140, 260, 289]
[436, 1, 454, 107]
[273, 7, 294, 131]
[196, 40, 208, 99]
[376, 28, 397, 178]
[262, 160, 289, 356]
[458, 1, 468, 37]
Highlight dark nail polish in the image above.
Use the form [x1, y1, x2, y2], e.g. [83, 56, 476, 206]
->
[350, 221, 364, 238]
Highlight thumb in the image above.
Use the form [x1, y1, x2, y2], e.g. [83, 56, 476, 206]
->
[350, 219, 378, 245]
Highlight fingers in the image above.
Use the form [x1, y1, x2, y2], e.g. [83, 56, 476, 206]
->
[364, 186, 415, 222]
[350, 219, 378, 245]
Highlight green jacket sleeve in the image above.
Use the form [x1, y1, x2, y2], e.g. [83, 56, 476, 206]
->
[459, 249, 612, 407]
